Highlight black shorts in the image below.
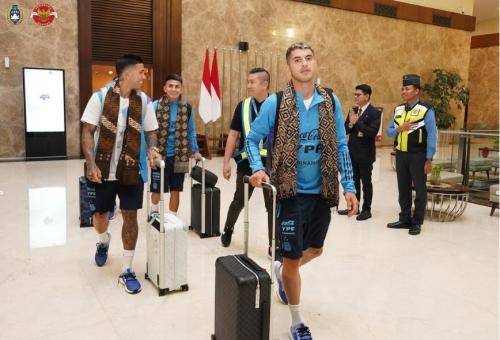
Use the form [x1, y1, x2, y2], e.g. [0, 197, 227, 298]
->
[92, 179, 144, 213]
[150, 157, 185, 193]
[277, 194, 331, 259]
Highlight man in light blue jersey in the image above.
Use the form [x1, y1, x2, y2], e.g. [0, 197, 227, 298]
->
[81, 54, 161, 294]
[149, 74, 202, 218]
[246, 42, 358, 340]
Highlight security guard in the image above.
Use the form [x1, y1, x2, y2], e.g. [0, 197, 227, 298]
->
[221, 67, 275, 257]
[386, 74, 437, 235]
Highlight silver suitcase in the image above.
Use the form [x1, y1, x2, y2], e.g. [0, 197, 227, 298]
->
[145, 159, 189, 296]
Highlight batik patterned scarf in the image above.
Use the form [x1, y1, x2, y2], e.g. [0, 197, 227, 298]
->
[271, 82, 339, 206]
[156, 96, 191, 173]
[95, 85, 142, 185]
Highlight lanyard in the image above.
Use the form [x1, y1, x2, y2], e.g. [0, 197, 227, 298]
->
[251, 99, 259, 116]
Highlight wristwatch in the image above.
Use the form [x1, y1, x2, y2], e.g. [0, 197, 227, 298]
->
[150, 146, 160, 153]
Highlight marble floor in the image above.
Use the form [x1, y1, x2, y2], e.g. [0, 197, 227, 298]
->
[0, 148, 497, 340]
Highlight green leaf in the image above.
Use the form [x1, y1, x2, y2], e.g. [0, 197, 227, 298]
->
[422, 69, 469, 130]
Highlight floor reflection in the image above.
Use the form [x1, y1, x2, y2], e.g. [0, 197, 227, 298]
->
[29, 186, 66, 248]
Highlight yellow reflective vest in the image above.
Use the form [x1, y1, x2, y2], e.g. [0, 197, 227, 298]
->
[232, 97, 267, 163]
[393, 102, 429, 153]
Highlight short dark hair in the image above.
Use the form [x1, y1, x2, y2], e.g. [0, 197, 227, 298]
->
[355, 84, 372, 97]
[285, 42, 314, 62]
[165, 73, 183, 84]
[115, 54, 143, 77]
[249, 67, 270, 84]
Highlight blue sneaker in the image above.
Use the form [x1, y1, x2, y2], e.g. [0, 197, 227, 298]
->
[273, 261, 288, 305]
[108, 204, 118, 220]
[118, 269, 142, 294]
[94, 233, 111, 267]
[290, 323, 313, 340]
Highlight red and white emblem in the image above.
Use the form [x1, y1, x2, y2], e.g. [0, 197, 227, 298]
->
[31, 3, 57, 26]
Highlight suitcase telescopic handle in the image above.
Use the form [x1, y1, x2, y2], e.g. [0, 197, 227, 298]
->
[243, 175, 277, 340]
[242, 175, 276, 255]
[189, 157, 207, 234]
[147, 158, 166, 232]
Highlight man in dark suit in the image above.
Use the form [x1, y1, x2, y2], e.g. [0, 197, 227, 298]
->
[338, 84, 381, 221]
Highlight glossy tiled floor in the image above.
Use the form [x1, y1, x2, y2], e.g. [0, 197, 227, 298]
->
[0, 148, 497, 340]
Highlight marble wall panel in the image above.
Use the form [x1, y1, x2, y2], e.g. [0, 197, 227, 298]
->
[182, 0, 472, 146]
[0, 1, 79, 158]
[467, 46, 499, 130]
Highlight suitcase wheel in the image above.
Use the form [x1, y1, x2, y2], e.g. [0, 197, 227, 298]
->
[159, 288, 170, 296]
[211, 335, 216, 340]
[144, 273, 149, 280]
[181, 284, 189, 291]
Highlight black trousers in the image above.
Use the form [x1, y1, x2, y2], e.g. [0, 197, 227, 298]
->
[395, 151, 427, 225]
[352, 159, 374, 212]
[224, 171, 276, 248]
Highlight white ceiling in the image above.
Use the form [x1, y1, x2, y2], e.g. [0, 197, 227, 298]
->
[473, 0, 499, 22]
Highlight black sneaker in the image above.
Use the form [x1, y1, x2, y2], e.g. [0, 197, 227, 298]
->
[221, 228, 233, 247]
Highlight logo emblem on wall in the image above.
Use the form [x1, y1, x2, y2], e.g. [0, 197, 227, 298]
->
[31, 3, 57, 26]
[7, 4, 23, 25]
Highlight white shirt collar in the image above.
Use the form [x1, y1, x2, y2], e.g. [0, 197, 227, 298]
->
[360, 102, 370, 114]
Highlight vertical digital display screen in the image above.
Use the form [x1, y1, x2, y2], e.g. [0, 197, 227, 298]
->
[23, 68, 65, 133]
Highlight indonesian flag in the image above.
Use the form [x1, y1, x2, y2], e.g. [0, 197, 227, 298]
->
[198, 48, 212, 123]
[210, 49, 221, 122]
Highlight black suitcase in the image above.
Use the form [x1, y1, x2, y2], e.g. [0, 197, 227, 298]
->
[79, 176, 96, 227]
[212, 177, 277, 340]
[190, 164, 218, 187]
[213, 255, 271, 340]
[189, 157, 220, 238]
[190, 184, 220, 238]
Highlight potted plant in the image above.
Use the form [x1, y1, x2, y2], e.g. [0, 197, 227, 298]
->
[422, 69, 469, 130]
[430, 163, 443, 185]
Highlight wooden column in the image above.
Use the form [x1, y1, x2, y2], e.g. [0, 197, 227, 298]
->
[153, 0, 182, 98]
[77, 0, 92, 118]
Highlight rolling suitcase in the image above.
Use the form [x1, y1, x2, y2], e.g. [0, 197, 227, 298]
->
[145, 159, 189, 296]
[212, 176, 277, 340]
[190, 157, 221, 238]
[79, 176, 95, 227]
[190, 161, 218, 187]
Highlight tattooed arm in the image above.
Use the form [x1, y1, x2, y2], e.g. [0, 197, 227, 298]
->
[146, 130, 161, 168]
[81, 122, 102, 183]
